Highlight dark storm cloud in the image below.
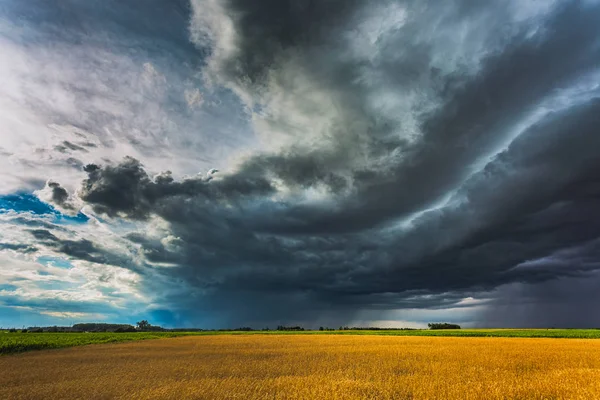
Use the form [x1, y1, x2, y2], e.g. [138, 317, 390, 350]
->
[0, 243, 38, 253]
[25, 229, 131, 267]
[28, 229, 60, 242]
[46, 182, 76, 211]
[239, 151, 349, 193]
[66, 0, 600, 325]
[47, 182, 68, 204]
[478, 269, 600, 328]
[78, 94, 600, 322]
[212, 0, 363, 83]
[221, 1, 600, 235]
[79, 156, 274, 219]
[358, 100, 600, 294]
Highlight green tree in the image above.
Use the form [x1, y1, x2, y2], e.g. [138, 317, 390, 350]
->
[136, 320, 151, 331]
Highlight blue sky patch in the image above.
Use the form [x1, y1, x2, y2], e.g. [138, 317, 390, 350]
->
[35, 281, 80, 290]
[37, 256, 73, 269]
[0, 193, 88, 224]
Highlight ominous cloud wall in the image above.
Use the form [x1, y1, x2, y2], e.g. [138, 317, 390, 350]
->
[78, 0, 600, 326]
[4, 0, 600, 327]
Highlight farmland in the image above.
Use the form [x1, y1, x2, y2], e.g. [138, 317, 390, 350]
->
[2, 335, 600, 399]
[2, 329, 600, 355]
[0, 332, 199, 355]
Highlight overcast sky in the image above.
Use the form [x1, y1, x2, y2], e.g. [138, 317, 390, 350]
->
[1, 0, 599, 329]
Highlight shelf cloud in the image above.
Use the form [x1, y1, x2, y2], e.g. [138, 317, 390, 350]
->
[1, 0, 599, 328]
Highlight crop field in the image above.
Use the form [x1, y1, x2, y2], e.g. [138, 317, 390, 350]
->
[2, 335, 600, 399]
[0, 332, 205, 355]
[0, 329, 600, 356]
[2, 329, 600, 355]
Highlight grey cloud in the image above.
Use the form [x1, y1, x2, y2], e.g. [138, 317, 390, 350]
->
[70, 0, 600, 326]
[79, 156, 274, 220]
[0, 243, 38, 253]
[65, 157, 85, 170]
[342, 100, 600, 297]
[46, 181, 76, 211]
[10, 0, 600, 327]
[48, 182, 68, 204]
[28, 229, 60, 242]
[125, 232, 182, 265]
[239, 151, 350, 193]
[75, 95, 600, 322]
[54, 141, 89, 153]
[0, 0, 255, 198]
[25, 228, 131, 267]
[477, 270, 600, 328]
[54, 238, 136, 268]
[9, 217, 69, 232]
[161, 1, 600, 325]
[239, 1, 600, 235]
[211, 0, 363, 84]
[0, 296, 129, 318]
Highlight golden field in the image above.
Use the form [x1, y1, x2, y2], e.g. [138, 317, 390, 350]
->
[1, 335, 600, 399]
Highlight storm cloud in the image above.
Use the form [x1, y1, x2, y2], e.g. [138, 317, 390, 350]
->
[1, 0, 600, 327]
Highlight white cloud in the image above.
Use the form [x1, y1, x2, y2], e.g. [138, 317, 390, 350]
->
[39, 311, 106, 320]
[0, 14, 256, 195]
[184, 88, 204, 109]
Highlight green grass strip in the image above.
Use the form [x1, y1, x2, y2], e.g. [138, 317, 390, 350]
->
[2, 329, 600, 355]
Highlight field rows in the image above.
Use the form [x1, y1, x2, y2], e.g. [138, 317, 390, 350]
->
[2, 335, 600, 399]
[2, 329, 600, 355]
[0, 332, 199, 355]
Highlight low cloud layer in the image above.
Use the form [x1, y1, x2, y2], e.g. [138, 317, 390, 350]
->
[1, 0, 600, 328]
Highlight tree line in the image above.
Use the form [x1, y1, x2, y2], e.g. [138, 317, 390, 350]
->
[8, 321, 165, 333]
[3, 321, 461, 333]
[428, 323, 462, 330]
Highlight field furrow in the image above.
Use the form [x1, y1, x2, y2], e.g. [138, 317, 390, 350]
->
[1, 335, 600, 399]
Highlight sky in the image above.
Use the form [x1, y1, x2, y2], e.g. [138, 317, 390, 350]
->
[1, 0, 600, 329]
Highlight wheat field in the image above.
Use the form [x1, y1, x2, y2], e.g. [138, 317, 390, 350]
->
[1, 335, 600, 399]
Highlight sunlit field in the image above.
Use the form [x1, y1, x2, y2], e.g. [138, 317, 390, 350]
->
[2, 335, 600, 399]
[0, 332, 201, 355]
[3, 329, 600, 355]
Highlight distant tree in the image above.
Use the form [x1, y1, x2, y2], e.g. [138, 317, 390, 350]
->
[114, 326, 137, 333]
[136, 320, 151, 331]
[428, 323, 461, 330]
[319, 327, 324, 331]
[135, 320, 165, 332]
[73, 323, 136, 333]
[276, 325, 305, 331]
